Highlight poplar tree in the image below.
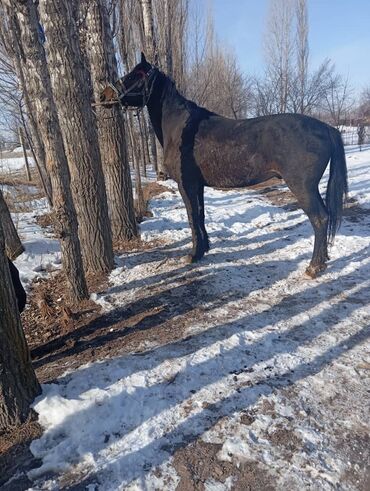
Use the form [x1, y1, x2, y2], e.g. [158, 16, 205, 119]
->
[39, 0, 114, 274]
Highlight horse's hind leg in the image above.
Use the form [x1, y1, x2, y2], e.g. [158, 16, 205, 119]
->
[178, 181, 208, 262]
[286, 181, 329, 278]
[305, 192, 329, 278]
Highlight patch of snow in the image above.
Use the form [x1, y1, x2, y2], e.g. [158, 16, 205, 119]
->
[0, 155, 35, 173]
[12, 199, 61, 289]
[204, 476, 235, 491]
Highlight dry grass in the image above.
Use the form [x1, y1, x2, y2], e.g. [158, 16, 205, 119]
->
[135, 181, 172, 222]
[0, 150, 30, 160]
[0, 166, 44, 213]
[0, 414, 42, 456]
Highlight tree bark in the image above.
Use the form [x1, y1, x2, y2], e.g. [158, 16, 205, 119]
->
[83, 0, 137, 242]
[39, 0, 114, 274]
[18, 126, 31, 181]
[0, 189, 24, 260]
[138, 0, 166, 178]
[126, 113, 145, 218]
[296, 0, 308, 114]
[3, 17, 53, 205]
[137, 113, 148, 177]
[139, 0, 157, 64]
[0, 219, 40, 431]
[163, 0, 173, 77]
[148, 123, 158, 172]
[20, 110, 53, 207]
[9, 0, 89, 300]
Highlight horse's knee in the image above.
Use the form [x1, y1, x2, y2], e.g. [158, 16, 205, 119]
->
[316, 212, 328, 228]
[309, 206, 328, 229]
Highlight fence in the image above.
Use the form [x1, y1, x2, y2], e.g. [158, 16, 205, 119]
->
[339, 126, 370, 146]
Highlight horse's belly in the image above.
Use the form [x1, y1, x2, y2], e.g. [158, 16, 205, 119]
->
[198, 156, 274, 189]
[203, 172, 277, 189]
[194, 139, 273, 188]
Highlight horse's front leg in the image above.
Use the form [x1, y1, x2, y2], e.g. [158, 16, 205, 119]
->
[198, 183, 210, 252]
[178, 181, 207, 263]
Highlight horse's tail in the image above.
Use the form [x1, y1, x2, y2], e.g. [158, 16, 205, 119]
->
[326, 126, 348, 244]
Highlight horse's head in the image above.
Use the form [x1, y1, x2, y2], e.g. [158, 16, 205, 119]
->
[100, 52, 156, 108]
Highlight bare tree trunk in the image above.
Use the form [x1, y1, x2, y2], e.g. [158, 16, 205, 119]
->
[20, 112, 52, 205]
[137, 113, 148, 177]
[140, 119, 150, 174]
[0, 189, 24, 259]
[118, 0, 150, 194]
[163, 0, 173, 76]
[139, 0, 166, 178]
[142, 116, 152, 169]
[155, 139, 165, 178]
[39, 0, 114, 274]
[172, 0, 188, 93]
[18, 126, 31, 181]
[126, 113, 145, 217]
[296, 0, 308, 114]
[148, 124, 158, 172]
[139, 0, 157, 63]
[324, 74, 353, 128]
[9, 0, 89, 300]
[5, 26, 53, 204]
[264, 0, 294, 113]
[83, 0, 137, 242]
[0, 219, 40, 431]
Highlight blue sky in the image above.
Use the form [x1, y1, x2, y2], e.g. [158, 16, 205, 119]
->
[211, 0, 370, 96]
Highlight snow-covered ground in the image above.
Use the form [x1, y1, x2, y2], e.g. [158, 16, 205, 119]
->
[0, 155, 34, 174]
[1, 192, 61, 289]
[4, 149, 370, 490]
[0, 155, 61, 287]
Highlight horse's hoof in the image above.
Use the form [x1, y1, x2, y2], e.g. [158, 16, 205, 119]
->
[305, 263, 327, 279]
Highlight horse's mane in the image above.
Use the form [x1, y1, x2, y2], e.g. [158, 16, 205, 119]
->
[159, 70, 215, 118]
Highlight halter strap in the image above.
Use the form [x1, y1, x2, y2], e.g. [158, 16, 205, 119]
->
[114, 67, 157, 109]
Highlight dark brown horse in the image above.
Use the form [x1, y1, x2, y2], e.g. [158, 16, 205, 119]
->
[101, 53, 348, 278]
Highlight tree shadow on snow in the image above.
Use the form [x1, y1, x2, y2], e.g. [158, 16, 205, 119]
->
[29, 267, 369, 488]
[32, 244, 307, 368]
[52, 244, 370, 392]
[31, 222, 368, 372]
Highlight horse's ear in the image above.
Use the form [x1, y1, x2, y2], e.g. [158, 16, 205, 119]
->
[141, 52, 147, 64]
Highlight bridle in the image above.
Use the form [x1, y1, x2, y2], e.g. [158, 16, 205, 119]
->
[109, 67, 157, 113]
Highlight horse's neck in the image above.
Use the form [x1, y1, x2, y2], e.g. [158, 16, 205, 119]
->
[147, 97, 164, 146]
[147, 73, 187, 147]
